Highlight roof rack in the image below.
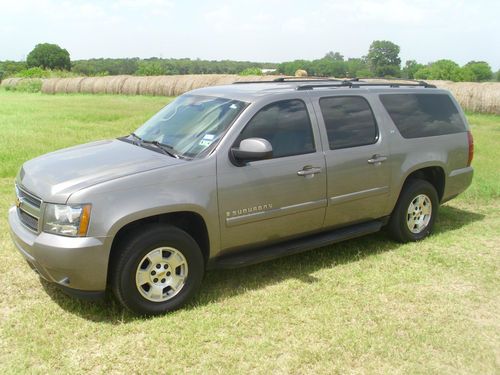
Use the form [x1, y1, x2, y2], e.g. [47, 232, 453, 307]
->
[296, 78, 436, 90]
[272, 76, 343, 82]
[232, 76, 343, 85]
[232, 76, 436, 89]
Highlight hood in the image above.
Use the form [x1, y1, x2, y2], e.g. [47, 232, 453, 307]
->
[17, 139, 183, 203]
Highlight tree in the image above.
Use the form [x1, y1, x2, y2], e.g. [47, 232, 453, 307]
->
[462, 61, 493, 82]
[239, 67, 263, 76]
[311, 58, 347, 77]
[27, 43, 71, 70]
[136, 61, 165, 76]
[345, 58, 369, 77]
[367, 40, 401, 77]
[0, 60, 27, 79]
[324, 51, 344, 61]
[429, 59, 462, 81]
[413, 66, 433, 80]
[402, 60, 424, 79]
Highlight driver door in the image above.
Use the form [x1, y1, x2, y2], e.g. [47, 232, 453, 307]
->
[216, 99, 327, 251]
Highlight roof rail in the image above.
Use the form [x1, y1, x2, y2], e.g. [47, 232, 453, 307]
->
[232, 76, 436, 89]
[272, 76, 343, 82]
[232, 76, 343, 85]
[354, 77, 433, 86]
[296, 79, 436, 90]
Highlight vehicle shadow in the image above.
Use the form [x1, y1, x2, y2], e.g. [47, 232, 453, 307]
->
[42, 204, 484, 323]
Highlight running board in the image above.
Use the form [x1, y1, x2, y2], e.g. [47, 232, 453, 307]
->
[208, 220, 384, 269]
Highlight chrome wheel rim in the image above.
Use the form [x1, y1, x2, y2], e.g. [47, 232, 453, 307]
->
[406, 194, 432, 234]
[135, 247, 188, 302]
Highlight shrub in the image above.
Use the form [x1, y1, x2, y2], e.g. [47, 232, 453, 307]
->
[14, 68, 79, 79]
[239, 67, 263, 76]
[414, 60, 462, 81]
[4, 79, 43, 93]
[355, 69, 374, 78]
[15, 67, 50, 78]
[136, 61, 165, 76]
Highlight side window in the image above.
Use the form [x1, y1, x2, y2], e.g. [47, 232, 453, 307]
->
[379, 94, 466, 138]
[319, 96, 378, 150]
[236, 99, 315, 158]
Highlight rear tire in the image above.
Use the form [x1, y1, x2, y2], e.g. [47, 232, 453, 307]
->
[388, 179, 439, 243]
[111, 224, 204, 316]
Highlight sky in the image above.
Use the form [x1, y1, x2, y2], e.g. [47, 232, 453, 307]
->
[1, 0, 499, 70]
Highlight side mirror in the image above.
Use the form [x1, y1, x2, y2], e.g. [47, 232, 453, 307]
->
[231, 138, 273, 165]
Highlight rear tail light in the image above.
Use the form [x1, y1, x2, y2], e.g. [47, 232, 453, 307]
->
[467, 130, 474, 167]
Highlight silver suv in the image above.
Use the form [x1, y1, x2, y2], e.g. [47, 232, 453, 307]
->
[8, 78, 474, 315]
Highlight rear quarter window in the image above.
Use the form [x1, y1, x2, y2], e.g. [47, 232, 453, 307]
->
[379, 93, 466, 138]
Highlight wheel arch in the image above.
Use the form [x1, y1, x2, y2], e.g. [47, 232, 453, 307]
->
[107, 210, 210, 284]
[399, 165, 446, 203]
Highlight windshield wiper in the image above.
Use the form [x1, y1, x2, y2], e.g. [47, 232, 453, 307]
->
[129, 133, 181, 159]
[142, 140, 179, 159]
[129, 132, 143, 145]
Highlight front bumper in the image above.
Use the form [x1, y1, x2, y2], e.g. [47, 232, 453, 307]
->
[8, 206, 110, 293]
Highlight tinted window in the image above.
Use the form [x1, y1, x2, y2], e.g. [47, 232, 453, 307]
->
[237, 99, 315, 158]
[380, 94, 466, 138]
[319, 96, 378, 149]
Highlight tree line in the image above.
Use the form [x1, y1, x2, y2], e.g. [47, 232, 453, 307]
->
[1, 41, 498, 82]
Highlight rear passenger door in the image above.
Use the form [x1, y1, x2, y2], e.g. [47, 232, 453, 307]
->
[312, 95, 392, 228]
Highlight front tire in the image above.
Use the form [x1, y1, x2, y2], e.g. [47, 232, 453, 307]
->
[111, 224, 204, 315]
[388, 179, 439, 243]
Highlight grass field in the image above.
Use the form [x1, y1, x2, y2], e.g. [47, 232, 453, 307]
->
[0, 91, 498, 374]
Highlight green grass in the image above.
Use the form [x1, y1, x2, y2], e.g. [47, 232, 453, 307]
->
[0, 91, 498, 374]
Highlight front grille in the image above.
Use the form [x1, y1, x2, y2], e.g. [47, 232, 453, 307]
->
[18, 210, 39, 231]
[16, 186, 42, 208]
[15, 185, 42, 232]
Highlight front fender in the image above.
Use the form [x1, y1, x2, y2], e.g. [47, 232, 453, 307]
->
[67, 157, 220, 258]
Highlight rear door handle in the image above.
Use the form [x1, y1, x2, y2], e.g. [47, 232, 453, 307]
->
[367, 155, 388, 164]
[297, 166, 322, 176]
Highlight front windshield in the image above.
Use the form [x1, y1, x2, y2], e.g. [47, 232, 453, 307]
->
[134, 94, 247, 158]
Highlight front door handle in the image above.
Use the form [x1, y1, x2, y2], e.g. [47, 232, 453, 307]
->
[367, 155, 388, 164]
[297, 166, 322, 176]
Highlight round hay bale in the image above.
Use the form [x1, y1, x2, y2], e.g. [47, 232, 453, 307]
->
[65, 77, 86, 93]
[142, 76, 158, 96]
[151, 76, 171, 96]
[79, 77, 97, 94]
[105, 75, 129, 94]
[55, 78, 71, 93]
[41, 78, 62, 94]
[427, 80, 500, 115]
[91, 76, 113, 94]
[295, 69, 308, 77]
[176, 75, 194, 94]
[1, 77, 22, 87]
[121, 76, 142, 95]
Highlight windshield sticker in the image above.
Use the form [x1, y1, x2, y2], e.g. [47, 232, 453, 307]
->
[202, 134, 215, 140]
[199, 139, 213, 147]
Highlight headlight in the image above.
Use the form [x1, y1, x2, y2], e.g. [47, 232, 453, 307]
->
[43, 204, 92, 237]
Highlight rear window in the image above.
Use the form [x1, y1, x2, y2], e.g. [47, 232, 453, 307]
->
[379, 94, 466, 138]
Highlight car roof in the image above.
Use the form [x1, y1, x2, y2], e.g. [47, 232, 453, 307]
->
[188, 80, 448, 103]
